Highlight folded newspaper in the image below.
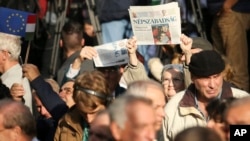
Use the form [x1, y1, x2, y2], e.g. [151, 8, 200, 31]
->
[93, 39, 129, 67]
[129, 2, 181, 45]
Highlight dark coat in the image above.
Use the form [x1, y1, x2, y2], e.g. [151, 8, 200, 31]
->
[57, 51, 95, 86]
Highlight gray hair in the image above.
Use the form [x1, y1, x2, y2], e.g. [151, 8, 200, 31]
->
[0, 32, 22, 60]
[126, 79, 164, 97]
[161, 64, 183, 81]
[108, 94, 152, 129]
[0, 99, 36, 138]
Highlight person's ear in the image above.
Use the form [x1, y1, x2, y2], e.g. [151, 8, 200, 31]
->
[110, 122, 122, 140]
[59, 39, 63, 48]
[81, 38, 85, 46]
[12, 126, 22, 140]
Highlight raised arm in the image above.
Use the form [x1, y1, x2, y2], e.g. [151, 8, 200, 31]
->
[22, 64, 68, 120]
[66, 46, 97, 79]
[180, 34, 193, 65]
[126, 36, 138, 66]
[122, 36, 149, 85]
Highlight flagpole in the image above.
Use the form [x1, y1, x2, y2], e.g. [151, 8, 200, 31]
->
[0, 7, 37, 64]
[24, 41, 31, 64]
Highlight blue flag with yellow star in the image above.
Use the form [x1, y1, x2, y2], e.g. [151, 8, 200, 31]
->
[0, 7, 36, 40]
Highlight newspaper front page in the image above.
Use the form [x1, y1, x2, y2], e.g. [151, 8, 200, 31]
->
[129, 2, 181, 45]
[93, 39, 128, 67]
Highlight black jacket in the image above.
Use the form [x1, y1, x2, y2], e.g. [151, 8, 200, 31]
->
[31, 76, 69, 141]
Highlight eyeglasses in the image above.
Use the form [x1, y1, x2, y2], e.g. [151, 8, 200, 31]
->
[59, 87, 73, 95]
[0, 50, 11, 55]
[162, 78, 183, 84]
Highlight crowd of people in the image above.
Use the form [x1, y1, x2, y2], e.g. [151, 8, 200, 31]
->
[0, 0, 250, 141]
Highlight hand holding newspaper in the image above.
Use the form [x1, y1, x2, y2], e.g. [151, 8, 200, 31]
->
[93, 39, 129, 67]
[129, 2, 181, 45]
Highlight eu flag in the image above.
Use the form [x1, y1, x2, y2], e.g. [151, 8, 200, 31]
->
[0, 7, 36, 38]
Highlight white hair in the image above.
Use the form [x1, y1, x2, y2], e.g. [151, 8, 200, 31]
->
[161, 64, 184, 81]
[0, 32, 22, 60]
[108, 94, 152, 129]
[125, 79, 164, 97]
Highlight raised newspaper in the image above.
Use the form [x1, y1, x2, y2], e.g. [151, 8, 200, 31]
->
[129, 2, 181, 45]
[93, 39, 129, 67]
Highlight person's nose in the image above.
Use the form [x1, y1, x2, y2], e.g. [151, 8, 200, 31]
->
[208, 78, 215, 88]
[168, 79, 174, 87]
[156, 107, 165, 119]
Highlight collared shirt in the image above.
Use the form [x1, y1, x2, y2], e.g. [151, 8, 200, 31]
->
[194, 89, 222, 122]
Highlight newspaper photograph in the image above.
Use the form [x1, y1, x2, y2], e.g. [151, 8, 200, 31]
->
[129, 2, 181, 45]
[93, 39, 129, 67]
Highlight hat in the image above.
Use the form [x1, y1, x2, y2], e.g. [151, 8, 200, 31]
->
[192, 37, 213, 50]
[189, 50, 225, 77]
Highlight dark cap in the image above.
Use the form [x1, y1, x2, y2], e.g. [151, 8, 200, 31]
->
[192, 37, 213, 50]
[189, 50, 225, 77]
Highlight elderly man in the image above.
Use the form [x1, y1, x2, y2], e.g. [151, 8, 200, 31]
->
[125, 79, 166, 140]
[108, 94, 157, 141]
[163, 50, 249, 141]
[0, 32, 33, 112]
[0, 99, 36, 141]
